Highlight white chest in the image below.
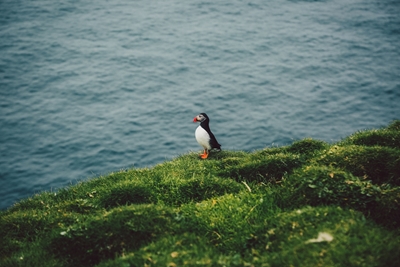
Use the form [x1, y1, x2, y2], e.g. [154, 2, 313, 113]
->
[195, 126, 211, 150]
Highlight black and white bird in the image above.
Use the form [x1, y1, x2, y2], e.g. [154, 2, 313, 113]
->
[193, 113, 221, 159]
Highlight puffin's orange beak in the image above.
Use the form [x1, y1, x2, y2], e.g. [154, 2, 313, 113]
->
[193, 117, 198, 122]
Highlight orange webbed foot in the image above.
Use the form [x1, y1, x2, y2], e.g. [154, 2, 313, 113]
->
[200, 150, 209, 159]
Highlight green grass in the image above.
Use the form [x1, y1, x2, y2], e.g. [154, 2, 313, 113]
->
[1, 120, 400, 267]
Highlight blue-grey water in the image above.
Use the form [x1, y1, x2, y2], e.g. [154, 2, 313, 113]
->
[1, 0, 399, 210]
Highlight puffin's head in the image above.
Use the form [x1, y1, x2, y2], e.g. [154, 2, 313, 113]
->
[193, 113, 209, 123]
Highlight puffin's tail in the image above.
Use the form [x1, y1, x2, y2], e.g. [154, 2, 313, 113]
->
[212, 146, 221, 152]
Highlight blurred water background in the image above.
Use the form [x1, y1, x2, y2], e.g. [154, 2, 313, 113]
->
[1, 0, 399, 210]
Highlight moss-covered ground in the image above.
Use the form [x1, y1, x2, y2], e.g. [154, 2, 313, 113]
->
[1, 121, 400, 266]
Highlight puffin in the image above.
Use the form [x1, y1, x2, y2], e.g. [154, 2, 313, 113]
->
[193, 113, 221, 159]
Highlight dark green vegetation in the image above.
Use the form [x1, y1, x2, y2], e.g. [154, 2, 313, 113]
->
[1, 121, 400, 267]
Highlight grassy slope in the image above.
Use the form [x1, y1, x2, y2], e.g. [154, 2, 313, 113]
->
[1, 121, 400, 267]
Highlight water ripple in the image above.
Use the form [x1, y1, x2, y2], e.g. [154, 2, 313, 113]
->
[1, 0, 399, 209]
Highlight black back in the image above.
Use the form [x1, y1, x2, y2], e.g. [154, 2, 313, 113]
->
[199, 113, 221, 149]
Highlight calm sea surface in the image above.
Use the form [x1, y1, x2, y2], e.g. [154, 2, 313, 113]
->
[1, 0, 399, 210]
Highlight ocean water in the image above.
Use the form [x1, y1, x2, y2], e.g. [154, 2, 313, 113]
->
[1, 0, 399, 210]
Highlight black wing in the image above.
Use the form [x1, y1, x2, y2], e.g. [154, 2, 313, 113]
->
[208, 131, 221, 150]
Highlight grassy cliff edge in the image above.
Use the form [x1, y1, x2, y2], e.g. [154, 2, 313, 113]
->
[1, 121, 400, 266]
